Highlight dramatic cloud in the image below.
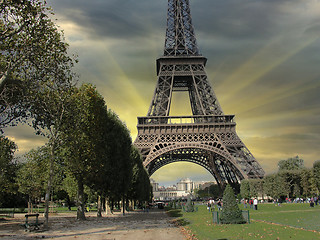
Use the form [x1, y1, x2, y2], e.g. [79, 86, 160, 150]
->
[5, 0, 320, 186]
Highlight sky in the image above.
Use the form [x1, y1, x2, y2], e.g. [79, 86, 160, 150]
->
[5, 0, 320, 187]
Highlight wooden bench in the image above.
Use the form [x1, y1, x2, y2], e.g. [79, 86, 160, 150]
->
[22, 213, 42, 231]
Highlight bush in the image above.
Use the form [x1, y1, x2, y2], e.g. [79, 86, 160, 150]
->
[219, 185, 246, 224]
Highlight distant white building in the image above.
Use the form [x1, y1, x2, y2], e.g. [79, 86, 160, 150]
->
[152, 178, 195, 200]
[150, 178, 159, 192]
[177, 178, 194, 192]
[153, 190, 190, 200]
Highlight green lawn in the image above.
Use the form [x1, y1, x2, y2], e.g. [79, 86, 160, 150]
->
[175, 203, 320, 240]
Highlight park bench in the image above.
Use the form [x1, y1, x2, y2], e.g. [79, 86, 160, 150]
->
[22, 213, 43, 231]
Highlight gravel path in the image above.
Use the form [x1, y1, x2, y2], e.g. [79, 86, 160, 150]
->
[0, 209, 187, 240]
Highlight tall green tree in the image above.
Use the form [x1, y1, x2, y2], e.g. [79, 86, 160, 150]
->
[104, 110, 133, 215]
[313, 160, 320, 192]
[300, 169, 318, 197]
[263, 174, 287, 200]
[1, 0, 77, 227]
[249, 179, 264, 198]
[127, 146, 151, 206]
[0, 136, 18, 206]
[240, 180, 250, 199]
[17, 145, 65, 212]
[17, 147, 47, 212]
[60, 84, 110, 220]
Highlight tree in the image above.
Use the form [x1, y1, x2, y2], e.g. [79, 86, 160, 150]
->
[278, 156, 304, 171]
[263, 174, 287, 200]
[16, 148, 47, 212]
[0, 135, 19, 206]
[104, 110, 133, 215]
[17, 145, 65, 212]
[300, 169, 318, 197]
[61, 171, 78, 210]
[249, 179, 264, 198]
[219, 185, 245, 224]
[60, 84, 112, 220]
[30, 81, 75, 227]
[240, 180, 250, 199]
[127, 146, 151, 207]
[1, 0, 77, 227]
[313, 160, 320, 192]
[0, 0, 76, 130]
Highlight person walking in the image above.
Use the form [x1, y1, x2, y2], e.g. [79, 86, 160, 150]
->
[249, 199, 253, 209]
[243, 199, 247, 208]
[253, 198, 258, 210]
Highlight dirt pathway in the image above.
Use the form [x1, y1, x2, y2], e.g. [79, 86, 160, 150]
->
[0, 209, 187, 240]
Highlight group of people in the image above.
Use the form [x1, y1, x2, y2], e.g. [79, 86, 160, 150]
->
[242, 198, 259, 210]
[284, 196, 319, 207]
[206, 199, 223, 212]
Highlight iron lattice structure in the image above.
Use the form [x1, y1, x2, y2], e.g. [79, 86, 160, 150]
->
[134, 0, 265, 187]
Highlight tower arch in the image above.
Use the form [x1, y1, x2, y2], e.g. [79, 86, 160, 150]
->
[146, 145, 246, 187]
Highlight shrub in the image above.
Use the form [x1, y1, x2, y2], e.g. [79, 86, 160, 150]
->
[219, 185, 246, 224]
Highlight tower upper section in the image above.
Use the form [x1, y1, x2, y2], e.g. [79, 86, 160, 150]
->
[164, 0, 200, 56]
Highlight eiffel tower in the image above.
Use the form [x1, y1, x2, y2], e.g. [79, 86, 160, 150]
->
[134, 0, 265, 187]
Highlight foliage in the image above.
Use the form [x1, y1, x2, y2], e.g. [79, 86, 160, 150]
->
[278, 156, 304, 171]
[102, 109, 133, 212]
[1, 0, 77, 226]
[261, 156, 318, 199]
[240, 179, 250, 199]
[62, 171, 78, 201]
[263, 173, 287, 199]
[313, 160, 320, 192]
[219, 185, 245, 224]
[127, 146, 151, 204]
[0, 135, 18, 206]
[300, 168, 318, 197]
[0, 0, 77, 130]
[16, 147, 48, 202]
[249, 179, 264, 198]
[16, 146, 66, 212]
[59, 84, 107, 220]
[196, 183, 223, 198]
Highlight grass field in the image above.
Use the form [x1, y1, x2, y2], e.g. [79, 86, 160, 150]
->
[171, 203, 320, 240]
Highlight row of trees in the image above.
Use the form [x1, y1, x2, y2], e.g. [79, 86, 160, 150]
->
[0, 0, 152, 228]
[240, 156, 320, 200]
[194, 156, 319, 201]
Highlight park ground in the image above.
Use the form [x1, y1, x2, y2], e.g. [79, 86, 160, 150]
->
[0, 209, 186, 240]
[1, 203, 320, 240]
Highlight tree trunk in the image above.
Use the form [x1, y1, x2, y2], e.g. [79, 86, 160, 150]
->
[66, 195, 71, 211]
[76, 178, 86, 220]
[44, 144, 55, 229]
[122, 194, 125, 216]
[111, 199, 114, 213]
[28, 196, 32, 213]
[97, 195, 102, 217]
[105, 197, 112, 215]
